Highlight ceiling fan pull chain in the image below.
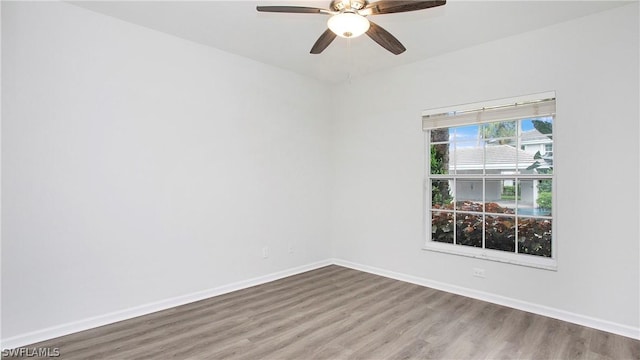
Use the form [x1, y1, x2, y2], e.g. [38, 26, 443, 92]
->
[347, 37, 353, 84]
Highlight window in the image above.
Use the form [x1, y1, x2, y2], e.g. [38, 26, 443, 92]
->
[544, 143, 553, 156]
[423, 93, 556, 270]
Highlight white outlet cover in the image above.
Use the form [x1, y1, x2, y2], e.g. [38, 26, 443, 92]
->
[473, 268, 486, 278]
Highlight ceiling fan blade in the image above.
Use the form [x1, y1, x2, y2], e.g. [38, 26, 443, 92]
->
[310, 29, 337, 54]
[363, 0, 446, 15]
[366, 21, 406, 55]
[256, 6, 329, 14]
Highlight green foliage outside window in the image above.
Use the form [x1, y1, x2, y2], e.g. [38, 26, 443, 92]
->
[430, 128, 452, 206]
[536, 191, 552, 210]
[481, 121, 516, 144]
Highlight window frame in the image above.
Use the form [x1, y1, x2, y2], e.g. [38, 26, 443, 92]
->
[422, 92, 557, 271]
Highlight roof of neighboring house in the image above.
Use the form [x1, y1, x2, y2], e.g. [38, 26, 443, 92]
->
[520, 129, 552, 144]
[449, 144, 536, 170]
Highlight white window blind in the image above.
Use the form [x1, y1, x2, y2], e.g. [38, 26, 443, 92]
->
[422, 97, 556, 131]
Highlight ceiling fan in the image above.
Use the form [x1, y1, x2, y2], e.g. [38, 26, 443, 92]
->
[257, 0, 446, 55]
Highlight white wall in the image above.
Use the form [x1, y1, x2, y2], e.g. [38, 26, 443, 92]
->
[330, 2, 639, 332]
[2, 0, 639, 345]
[2, 1, 331, 339]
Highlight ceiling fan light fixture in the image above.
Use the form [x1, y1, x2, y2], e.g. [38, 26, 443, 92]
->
[327, 12, 370, 38]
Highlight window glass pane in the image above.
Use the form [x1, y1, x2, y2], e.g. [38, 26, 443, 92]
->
[485, 215, 516, 252]
[452, 141, 483, 174]
[456, 213, 482, 248]
[521, 117, 553, 137]
[518, 179, 552, 216]
[432, 211, 454, 244]
[430, 143, 451, 175]
[518, 218, 552, 257]
[453, 125, 480, 143]
[520, 118, 553, 174]
[486, 179, 516, 214]
[430, 128, 451, 143]
[482, 121, 517, 142]
[485, 138, 517, 173]
[431, 179, 453, 209]
[455, 179, 483, 212]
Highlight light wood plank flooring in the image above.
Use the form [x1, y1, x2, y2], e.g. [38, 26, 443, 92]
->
[18, 265, 640, 359]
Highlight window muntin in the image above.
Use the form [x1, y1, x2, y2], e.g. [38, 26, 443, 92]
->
[423, 94, 556, 270]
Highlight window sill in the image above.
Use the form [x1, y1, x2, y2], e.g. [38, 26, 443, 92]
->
[422, 241, 558, 271]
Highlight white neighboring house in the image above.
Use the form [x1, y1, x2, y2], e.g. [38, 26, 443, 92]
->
[520, 128, 553, 158]
[448, 144, 541, 208]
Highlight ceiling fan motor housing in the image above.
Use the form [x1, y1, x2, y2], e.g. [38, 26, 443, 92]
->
[330, 0, 368, 12]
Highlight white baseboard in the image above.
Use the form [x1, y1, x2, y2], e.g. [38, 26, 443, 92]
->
[1, 259, 333, 350]
[3, 257, 638, 349]
[332, 258, 640, 340]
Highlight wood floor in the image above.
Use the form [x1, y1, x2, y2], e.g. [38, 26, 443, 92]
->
[22, 265, 640, 359]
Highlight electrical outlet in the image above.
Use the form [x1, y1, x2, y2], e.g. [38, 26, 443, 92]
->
[473, 268, 485, 278]
[262, 246, 269, 259]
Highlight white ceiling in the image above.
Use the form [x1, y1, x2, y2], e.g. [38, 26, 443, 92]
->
[70, 1, 629, 83]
